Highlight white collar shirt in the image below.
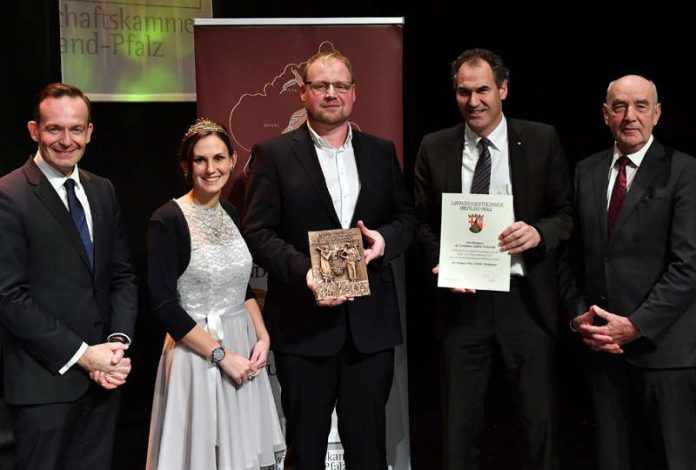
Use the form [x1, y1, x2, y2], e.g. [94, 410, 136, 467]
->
[308, 123, 360, 229]
[34, 151, 93, 240]
[606, 135, 653, 209]
[461, 116, 525, 276]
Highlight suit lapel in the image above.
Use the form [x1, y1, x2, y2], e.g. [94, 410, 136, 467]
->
[446, 124, 465, 192]
[350, 130, 366, 227]
[291, 125, 341, 226]
[81, 170, 101, 274]
[24, 158, 92, 272]
[591, 149, 613, 241]
[610, 141, 665, 242]
[507, 120, 528, 218]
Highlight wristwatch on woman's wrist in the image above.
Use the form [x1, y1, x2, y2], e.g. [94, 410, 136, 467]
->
[210, 346, 225, 364]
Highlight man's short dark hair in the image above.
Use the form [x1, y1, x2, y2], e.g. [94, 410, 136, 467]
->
[451, 48, 510, 89]
[33, 83, 92, 123]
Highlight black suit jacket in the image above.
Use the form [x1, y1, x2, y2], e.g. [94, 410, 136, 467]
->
[563, 140, 696, 368]
[0, 157, 137, 405]
[414, 119, 573, 335]
[243, 124, 418, 356]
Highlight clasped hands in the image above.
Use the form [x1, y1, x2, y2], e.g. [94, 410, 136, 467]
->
[433, 221, 541, 294]
[571, 305, 642, 354]
[78, 342, 131, 390]
[307, 220, 384, 307]
[218, 338, 269, 387]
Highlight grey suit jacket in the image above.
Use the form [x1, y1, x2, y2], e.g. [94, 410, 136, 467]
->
[564, 139, 696, 368]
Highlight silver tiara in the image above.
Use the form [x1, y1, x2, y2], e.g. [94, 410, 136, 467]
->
[183, 118, 227, 141]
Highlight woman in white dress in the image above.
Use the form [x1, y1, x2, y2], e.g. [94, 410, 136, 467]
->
[146, 118, 285, 470]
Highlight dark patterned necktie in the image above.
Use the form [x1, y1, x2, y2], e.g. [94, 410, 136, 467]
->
[64, 179, 93, 269]
[471, 137, 492, 194]
[607, 156, 630, 237]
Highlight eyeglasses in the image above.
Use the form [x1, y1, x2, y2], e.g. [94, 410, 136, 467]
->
[304, 81, 354, 94]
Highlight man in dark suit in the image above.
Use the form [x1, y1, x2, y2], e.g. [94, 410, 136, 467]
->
[564, 75, 696, 470]
[243, 51, 417, 469]
[0, 83, 137, 470]
[414, 48, 572, 470]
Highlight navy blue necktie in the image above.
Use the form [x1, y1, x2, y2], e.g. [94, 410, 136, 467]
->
[471, 137, 492, 194]
[64, 179, 93, 269]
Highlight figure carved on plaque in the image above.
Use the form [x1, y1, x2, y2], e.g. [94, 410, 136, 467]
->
[308, 228, 370, 300]
[316, 244, 336, 282]
[340, 243, 361, 282]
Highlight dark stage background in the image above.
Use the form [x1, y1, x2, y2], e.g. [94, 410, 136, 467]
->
[2, 2, 694, 469]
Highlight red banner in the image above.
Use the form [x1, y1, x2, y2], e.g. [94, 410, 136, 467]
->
[194, 19, 404, 205]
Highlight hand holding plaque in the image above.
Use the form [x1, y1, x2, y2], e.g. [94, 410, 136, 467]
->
[308, 228, 371, 301]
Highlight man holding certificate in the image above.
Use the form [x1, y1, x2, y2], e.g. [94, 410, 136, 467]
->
[414, 48, 573, 470]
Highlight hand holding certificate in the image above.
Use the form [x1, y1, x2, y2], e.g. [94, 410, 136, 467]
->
[437, 193, 514, 292]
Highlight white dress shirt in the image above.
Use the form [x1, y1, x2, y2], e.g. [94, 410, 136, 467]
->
[35, 151, 94, 240]
[461, 116, 526, 276]
[308, 123, 360, 229]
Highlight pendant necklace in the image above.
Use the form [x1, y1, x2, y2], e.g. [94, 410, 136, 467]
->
[198, 203, 224, 239]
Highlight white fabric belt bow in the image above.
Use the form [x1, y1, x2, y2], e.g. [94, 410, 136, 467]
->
[205, 307, 227, 341]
